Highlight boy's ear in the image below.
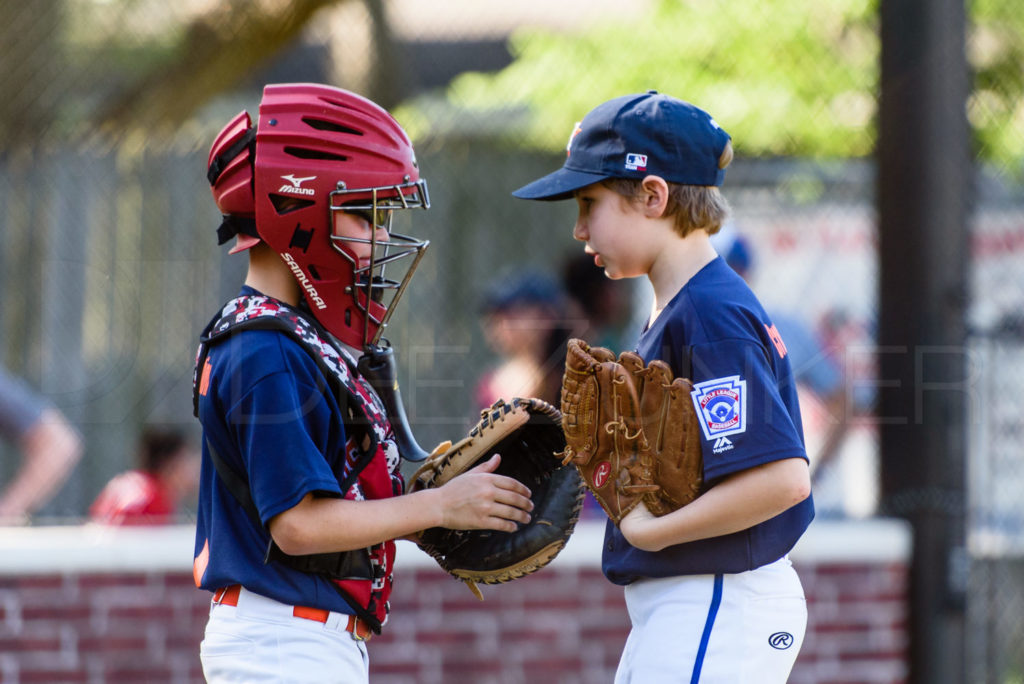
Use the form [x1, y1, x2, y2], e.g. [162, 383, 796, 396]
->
[640, 175, 670, 218]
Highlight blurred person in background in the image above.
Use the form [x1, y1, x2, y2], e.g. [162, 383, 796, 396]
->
[714, 225, 888, 517]
[0, 364, 83, 524]
[713, 225, 849, 476]
[560, 252, 638, 520]
[475, 269, 575, 408]
[89, 425, 200, 526]
[561, 250, 634, 353]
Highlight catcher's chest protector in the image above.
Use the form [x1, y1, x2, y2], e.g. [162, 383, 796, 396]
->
[193, 294, 400, 632]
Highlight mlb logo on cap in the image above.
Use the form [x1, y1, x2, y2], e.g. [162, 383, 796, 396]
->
[625, 153, 648, 171]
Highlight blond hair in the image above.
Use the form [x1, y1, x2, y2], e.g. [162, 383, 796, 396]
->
[603, 141, 733, 237]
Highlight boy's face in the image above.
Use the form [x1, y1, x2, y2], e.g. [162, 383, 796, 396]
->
[332, 209, 391, 267]
[572, 182, 654, 280]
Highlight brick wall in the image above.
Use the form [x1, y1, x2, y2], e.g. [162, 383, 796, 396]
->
[371, 566, 629, 684]
[789, 562, 909, 684]
[0, 520, 909, 684]
[0, 572, 206, 684]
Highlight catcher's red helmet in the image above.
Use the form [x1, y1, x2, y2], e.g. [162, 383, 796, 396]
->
[207, 110, 261, 255]
[207, 83, 430, 348]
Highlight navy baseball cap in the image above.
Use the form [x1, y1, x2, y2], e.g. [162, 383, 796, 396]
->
[512, 91, 731, 201]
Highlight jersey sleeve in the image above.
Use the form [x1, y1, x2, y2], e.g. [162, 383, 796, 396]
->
[215, 332, 345, 525]
[689, 338, 807, 483]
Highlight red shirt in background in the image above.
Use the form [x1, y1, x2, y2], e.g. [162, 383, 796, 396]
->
[89, 470, 175, 525]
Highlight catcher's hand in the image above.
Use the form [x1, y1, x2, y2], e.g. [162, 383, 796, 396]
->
[561, 338, 703, 524]
[408, 397, 585, 599]
[431, 453, 534, 533]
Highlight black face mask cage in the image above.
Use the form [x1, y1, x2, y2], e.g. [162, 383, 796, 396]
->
[329, 179, 431, 347]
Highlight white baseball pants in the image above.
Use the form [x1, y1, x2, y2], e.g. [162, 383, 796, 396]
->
[200, 586, 369, 683]
[614, 556, 807, 683]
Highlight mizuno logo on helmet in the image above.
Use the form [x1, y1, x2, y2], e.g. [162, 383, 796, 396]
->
[282, 253, 327, 309]
[279, 174, 317, 195]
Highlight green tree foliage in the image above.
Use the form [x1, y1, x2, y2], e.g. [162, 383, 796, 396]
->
[399, 0, 1022, 174]
[400, 0, 879, 159]
[969, 0, 1024, 174]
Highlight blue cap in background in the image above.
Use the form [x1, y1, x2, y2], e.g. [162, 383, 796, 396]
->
[480, 270, 565, 314]
[512, 91, 731, 201]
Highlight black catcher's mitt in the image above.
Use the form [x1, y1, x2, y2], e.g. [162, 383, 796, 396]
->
[407, 397, 585, 599]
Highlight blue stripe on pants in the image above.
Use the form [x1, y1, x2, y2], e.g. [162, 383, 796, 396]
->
[690, 574, 724, 683]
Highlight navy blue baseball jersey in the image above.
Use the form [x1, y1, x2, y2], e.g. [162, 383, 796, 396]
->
[602, 257, 815, 584]
[193, 288, 357, 614]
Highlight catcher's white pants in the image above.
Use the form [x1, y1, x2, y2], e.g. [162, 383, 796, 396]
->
[200, 586, 369, 684]
[614, 556, 806, 684]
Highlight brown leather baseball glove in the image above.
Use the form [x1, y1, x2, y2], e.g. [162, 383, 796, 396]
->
[560, 338, 704, 524]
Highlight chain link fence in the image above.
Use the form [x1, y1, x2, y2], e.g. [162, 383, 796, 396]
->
[0, 0, 1022, 679]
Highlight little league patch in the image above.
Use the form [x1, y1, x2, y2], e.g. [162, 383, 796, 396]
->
[690, 375, 747, 441]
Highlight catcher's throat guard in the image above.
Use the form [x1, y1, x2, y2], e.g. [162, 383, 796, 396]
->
[356, 341, 431, 462]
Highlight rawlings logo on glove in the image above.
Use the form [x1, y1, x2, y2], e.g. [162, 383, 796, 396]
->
[560, 338, 704, 524]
